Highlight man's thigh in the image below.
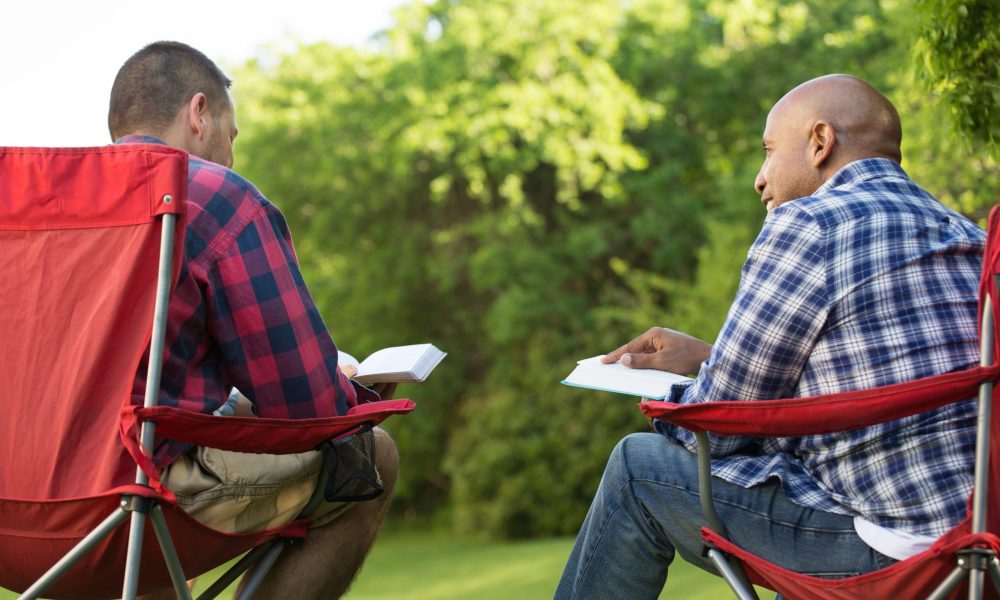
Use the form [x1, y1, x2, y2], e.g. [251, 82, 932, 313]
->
[619, 433, 893, 577]
[162, 442, 359, 534]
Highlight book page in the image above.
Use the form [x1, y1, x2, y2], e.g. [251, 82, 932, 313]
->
[358, 345, 428, 377]
[354, 343, 445, 383]
[561, 356, 689, 399]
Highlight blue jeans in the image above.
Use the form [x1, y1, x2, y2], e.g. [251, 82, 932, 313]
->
[555, 433, 896, 599]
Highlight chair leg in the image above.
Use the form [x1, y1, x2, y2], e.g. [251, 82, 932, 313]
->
[195, 543, 276, 600]
[989, 558, 1000, 594]
[234, 542, 286, 600]
[149, 505, 193, 600]
[18, 507, 131, 600]
[707, 548, 759, 600]
[970, 567, 985, 600]
[122, 509, 149, 600]
[927, 566, 968, 600]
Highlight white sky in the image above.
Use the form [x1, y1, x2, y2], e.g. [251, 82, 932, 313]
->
[1, 0, 405, 147]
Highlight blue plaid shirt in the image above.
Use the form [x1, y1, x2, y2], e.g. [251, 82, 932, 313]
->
[657, 158, 985, 537]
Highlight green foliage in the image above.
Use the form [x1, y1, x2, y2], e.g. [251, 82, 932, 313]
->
[914, 0, 1000, 150]
[229, 0, 1000, 538]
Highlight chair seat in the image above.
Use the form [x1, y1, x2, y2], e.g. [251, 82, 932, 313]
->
[702, 518, 1000, 600]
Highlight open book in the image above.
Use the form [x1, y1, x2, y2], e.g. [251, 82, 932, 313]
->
[561, 356, 690, 399]
[339, 343, 446, 384]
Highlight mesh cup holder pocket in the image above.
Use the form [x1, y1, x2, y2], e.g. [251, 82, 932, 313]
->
[320, 423, 384, 502]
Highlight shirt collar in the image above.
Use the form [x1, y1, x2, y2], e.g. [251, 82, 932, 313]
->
[815, 158, 909, 195]
[114, 134, 167, 146]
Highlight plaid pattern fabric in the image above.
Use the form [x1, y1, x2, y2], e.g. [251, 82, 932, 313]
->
[656, 158, 985, 536]
[117, 136, 369, 466]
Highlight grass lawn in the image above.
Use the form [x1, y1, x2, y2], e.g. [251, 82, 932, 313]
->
[0, 531, 745, 599]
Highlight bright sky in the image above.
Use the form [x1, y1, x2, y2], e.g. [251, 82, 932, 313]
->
[1, 0, 405, 147]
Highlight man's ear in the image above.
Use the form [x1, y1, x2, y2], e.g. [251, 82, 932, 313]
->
[810, 121, 836, 167]
[184, 93, 209, 140]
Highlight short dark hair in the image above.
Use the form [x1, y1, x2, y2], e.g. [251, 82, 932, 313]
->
[108, 41, 232, 140]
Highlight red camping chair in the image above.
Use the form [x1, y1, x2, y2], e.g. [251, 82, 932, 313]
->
[0, 145, 415, 599]
[641, 206, 1000, 600]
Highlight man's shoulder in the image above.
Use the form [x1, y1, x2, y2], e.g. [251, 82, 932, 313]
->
[187, 157, 267, 207]
[184, 157, 282, 260]
[785, 162, 949, 228]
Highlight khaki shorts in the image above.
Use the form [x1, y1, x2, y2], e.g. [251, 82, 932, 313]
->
[162, 441, 365, 534]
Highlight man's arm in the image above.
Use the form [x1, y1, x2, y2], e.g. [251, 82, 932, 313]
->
[207, 197, 362, 419]
[650, 206, 830, 456]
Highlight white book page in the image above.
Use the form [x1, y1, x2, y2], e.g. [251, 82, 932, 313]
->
[562, 356, 689, 399]
[357, 344, 429, 378]
[352, 343, 446, 383]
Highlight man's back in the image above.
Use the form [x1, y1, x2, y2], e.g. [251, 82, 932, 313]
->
[119, 135, 363, 466]
[677, 158, 984, 536]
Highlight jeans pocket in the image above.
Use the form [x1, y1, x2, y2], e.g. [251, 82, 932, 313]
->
[872, 549, 898, 571]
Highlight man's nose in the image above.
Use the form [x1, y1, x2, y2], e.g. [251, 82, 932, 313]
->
[754, 170, 766, 195]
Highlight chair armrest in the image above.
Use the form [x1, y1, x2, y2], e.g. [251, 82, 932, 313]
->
[125, 399, 415, 455]
[641, 366, 998, 437]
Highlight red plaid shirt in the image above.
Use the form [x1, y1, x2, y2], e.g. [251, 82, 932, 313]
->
[117, 136, 369, 466]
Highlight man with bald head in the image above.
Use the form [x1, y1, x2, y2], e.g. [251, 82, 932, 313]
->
[556, 75, 985, 598]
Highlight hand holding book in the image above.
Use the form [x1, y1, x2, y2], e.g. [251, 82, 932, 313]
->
[339, 343, 446, 396]
[601, 327, 711, 376]
[562, 328, 709, 399]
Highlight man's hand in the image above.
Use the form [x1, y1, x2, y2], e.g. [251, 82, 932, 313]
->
[369, 382, 398, 400]
[341, 364, 398, 400]
[601, 327, 712, 376]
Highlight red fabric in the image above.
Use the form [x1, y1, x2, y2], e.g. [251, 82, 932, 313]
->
[0, 144, 188, 502]
[640, 365, 999, 436]
[119, 400, 416, 496]
[980, 205, 1000, 538]
[0, 145, 182, 229]
[0, 146, 414, 597]
[637, 203, 1000, 599]
[703, 523, 1000, 600]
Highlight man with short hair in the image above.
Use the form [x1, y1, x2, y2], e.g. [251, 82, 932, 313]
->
[110, 41, 395, 598]
[556, 75, 985, 598]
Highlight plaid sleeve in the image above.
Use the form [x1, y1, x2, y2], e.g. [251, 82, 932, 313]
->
[660, 205, 829, 456]
[207, 196, 357, 419]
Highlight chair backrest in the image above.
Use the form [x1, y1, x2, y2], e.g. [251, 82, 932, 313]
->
[0, 145, 186, 501]
[979, 205, 1000, 536]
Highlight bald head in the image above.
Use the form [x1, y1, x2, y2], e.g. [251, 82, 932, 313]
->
[774, 74, 901, 164]
[755, 75, 902, 211]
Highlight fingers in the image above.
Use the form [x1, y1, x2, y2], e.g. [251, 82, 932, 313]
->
[368, 381, 398, 400]
[374, 382, 398, 400]
[341, 364, 358, 379]
[601, 342, 632, 363]
[602, 327, 661, 364]
[621, 350, 661, 370]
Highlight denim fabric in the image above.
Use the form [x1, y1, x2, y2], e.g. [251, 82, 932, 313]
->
[555, 433, 896, 599]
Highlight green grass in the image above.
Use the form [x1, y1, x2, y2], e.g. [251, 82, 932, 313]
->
[1, 531, 742, 599]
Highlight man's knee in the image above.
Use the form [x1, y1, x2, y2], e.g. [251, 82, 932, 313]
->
[612, 432, 666, 469]
[610, 432, 697, 484]
[373, 427, 399, 495]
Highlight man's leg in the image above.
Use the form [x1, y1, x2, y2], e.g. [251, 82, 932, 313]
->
[555, 433, 894, 599]
[250, 428, 399, 599]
